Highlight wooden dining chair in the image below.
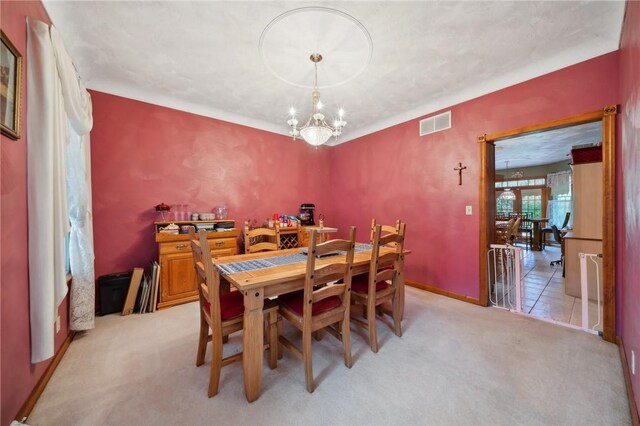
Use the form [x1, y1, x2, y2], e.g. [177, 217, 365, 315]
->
[496, 218, 515, 244]
[276, 227, 356, 393]
[351, 222, 406, 353]
[509, 212, 532, 248]
[505, 217, 521, 246]
[190, 227, 279, 397]
[244, 220, 281, 253]
[369, 218, 401, 245]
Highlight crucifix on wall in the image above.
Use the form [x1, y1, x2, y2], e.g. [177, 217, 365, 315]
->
[454, 162, 467, 185]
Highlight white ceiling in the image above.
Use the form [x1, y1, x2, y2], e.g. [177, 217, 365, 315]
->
[495, 121, 603, 170]
[42, 1, 626, 145]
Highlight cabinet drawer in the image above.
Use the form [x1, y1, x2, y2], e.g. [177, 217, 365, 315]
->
[211, 247, 236, 258]
[159, 241, 192, 255]
[160, 237, 236, 255]
[208, 238, 236, 251]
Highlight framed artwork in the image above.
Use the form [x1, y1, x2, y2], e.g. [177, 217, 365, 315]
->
[1, 30, 23, 140]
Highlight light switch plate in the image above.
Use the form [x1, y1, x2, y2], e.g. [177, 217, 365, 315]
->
[632, 350, 636, 375]
[55, 315, 61, 333]
[465, 205, 472, 215]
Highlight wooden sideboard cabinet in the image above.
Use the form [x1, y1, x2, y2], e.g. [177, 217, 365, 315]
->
[155, 221, 239, 309]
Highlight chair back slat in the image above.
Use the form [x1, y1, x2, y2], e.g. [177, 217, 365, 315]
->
[376, 268, 396, 283]
[313, 238, 352, 256]
[312, 283, 346, 303]
[313, 262, 349, 286]
[378, 232, 403, 247]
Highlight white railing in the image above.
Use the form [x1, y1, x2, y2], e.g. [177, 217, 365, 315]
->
[487, 244, 524, 312]
[487, 245, 603, 336]
[579, 252, 602, 333]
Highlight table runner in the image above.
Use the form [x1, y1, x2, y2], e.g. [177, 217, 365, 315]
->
[216, 244, 373, 275]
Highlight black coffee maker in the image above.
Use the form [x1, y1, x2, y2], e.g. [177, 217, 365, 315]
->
[298, 203, 315, 226]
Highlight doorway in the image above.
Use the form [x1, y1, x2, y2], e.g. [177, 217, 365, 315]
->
[478, 105, 617, 342]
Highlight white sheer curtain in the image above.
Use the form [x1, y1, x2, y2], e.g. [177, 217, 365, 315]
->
[547, 170, 572, 229]
[51, 26, 95, 331]
[27, 18, 94, 363]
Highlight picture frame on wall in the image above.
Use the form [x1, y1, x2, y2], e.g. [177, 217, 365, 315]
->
[1, 30, 23, 140]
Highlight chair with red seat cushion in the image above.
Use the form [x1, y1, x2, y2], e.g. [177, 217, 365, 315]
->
[202, 290, 244, 321]
[369, 218, 401, 245]
[351, 274, 389, 294]
[351, 221, 406, 353]
[278, 290, 342, 316]
[277, 227, 356, 393]
[244, 220, 281, 253]
[190, 227, 279, 397]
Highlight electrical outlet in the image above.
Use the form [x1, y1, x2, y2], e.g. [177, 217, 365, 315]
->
[55, 315, 61, 333]
[632, 350, 636, 375]
[465, 205, 472, 215]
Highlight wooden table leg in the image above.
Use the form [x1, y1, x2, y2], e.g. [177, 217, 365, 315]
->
[221, 278, 230, 344]
[398, 278, 405, 321]
[532, 222, 542, 251]
[242, 287, 264, 402]
[398, 257, 406, 320]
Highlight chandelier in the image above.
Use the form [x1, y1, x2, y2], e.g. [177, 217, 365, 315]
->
[287, 53, 346, 146]
[499, 160, 516, 200]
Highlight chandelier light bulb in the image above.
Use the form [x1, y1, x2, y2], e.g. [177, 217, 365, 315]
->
[289, 107, 296, 116]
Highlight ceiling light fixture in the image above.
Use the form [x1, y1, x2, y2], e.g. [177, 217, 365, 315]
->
[287, 53, 346, 147]
[499, 161, 517, 201]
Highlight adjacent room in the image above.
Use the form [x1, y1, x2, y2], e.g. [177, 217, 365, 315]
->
[1, 1, 639, 425]
[491, 121, 604, 331]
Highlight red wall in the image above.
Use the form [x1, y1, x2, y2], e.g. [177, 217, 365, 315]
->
[1, 1, 635, 422]
[89, 91, 333, 279]
[0, 2, 70, 426]
[329, 52, 620, 299]
[619, 0, 640, 413]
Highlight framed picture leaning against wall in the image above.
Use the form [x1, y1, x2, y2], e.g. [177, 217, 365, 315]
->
[1, 30, 23, 140]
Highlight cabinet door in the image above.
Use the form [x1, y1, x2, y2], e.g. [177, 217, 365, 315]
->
[161, 252, 197, 303]
[299, 229, 320, 247]
[572, 163, 603, 239]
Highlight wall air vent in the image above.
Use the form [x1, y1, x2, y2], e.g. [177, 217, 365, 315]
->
[419, 110, 451, 136]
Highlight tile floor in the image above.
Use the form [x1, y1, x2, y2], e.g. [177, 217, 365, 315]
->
[491, 243, 602, 332]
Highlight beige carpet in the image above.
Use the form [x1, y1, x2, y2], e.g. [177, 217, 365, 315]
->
[27, 288, 630, 425]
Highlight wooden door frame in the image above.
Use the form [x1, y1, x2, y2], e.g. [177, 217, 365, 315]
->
[478, 105, 617, 343]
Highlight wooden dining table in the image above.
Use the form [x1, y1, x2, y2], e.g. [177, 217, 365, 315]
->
[494, 217, 549, 251]
[211, 244, 405, 402]
[525, 218, 549, 251]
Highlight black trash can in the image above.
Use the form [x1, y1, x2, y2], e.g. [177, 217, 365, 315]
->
[98, 271, 132, 316]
